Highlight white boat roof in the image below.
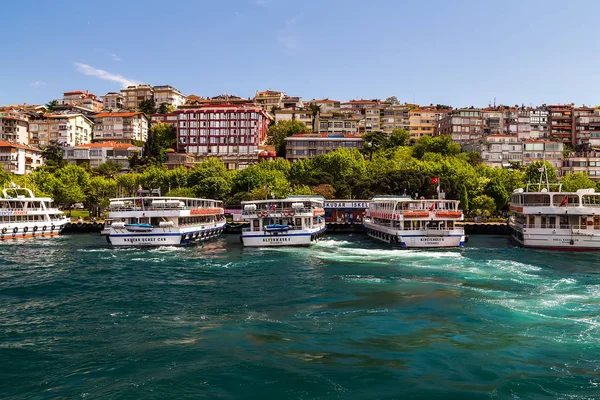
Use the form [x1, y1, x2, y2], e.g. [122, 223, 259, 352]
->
[241, 196, 325, 205]
[109, 196, 222, 203]
[512, 188, 596, 195]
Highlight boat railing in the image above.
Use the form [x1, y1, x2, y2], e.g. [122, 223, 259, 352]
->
[242, 226, 305, 232]
[522, 224, 597, 230]
[109, 205, 223, 213]
[242, 208, 317, 217]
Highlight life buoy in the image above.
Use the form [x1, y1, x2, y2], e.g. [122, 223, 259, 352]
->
[283, 210, 289, 216]
[13, 227, 18, 234]
[23, 227, 28, 233]
[1, 227, 6, 234]
[51, 224, 55, 231]
[42, 226, 47, 232]
[33, 226, 38, 232]
[289, 210, 295, 217]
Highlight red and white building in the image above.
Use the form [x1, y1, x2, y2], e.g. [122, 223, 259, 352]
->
[0, 110, 30, 144]
[175, 104, 271, 156]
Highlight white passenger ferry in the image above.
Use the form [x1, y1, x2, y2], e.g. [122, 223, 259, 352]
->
[0, 186, 69, 240]
[509, 187, 600, 250]
[240, 196, 326, 247]
[103, 189, 226, 246]
[363, 195, 466, 248]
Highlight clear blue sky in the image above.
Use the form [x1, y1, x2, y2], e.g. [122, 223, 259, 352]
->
[1, 0, 598, 108]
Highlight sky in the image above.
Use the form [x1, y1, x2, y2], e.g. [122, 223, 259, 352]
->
[1, 0, 599, 108]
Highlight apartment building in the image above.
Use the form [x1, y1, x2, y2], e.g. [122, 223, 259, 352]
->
[562, 150, 600, 180]
[150, 113, 179, 128]
[121, 84, 154, 109]
[153, 85, 187, 108]
[573, 107, 600, 146]
[548, 104, 574, 144]
[482, 110, 504, 135]
[282, 96, 303, 110]
[175, 103, 271, 157]
[0, 110, 29, 144]
[273, 109, 313, 130]
[165, 150, 261, 170]
[381, 104, 410, 133]
[181, 94, 251, 108]
[436, 109, 484, 143]
[309, 99, 341, 113]
[102, 92, 125, 110]
[285, 133, 363, 162]
[0, 142, 43, 175]
[317, 113, 359, 135]
[63, 142, 142, 170]
[409, 107, 449, 139]
[254, 90, 286, 111]
[529, 108, 549, 139]
[462, 135, 523, 168]
[522, 140, 563, 170]
[28, 113, 93, 147]
[93, 112, 149, 143]
[56, 90, 104, 112]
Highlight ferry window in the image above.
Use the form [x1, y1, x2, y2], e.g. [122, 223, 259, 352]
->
[560, 216, 568, 229]
[582, 195, 600, 205]
[548, 217, 556, 228]
[541, 216, 547, 228]
[528, 215, 535, 226]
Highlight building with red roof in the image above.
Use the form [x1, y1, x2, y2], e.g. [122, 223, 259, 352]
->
[93, 112, 149, 143]
[56, 90, 104, 112]
[0, 142, 43, 175]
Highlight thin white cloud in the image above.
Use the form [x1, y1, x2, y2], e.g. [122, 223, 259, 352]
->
[278, 15, 302, 54]
[74, 62, 140, 87]
[29, 81, 46, 88]
[109, 53, 122, 62]
[254, 0, 268, 6]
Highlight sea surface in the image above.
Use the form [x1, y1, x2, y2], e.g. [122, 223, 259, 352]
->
[0, 234, 599, 399]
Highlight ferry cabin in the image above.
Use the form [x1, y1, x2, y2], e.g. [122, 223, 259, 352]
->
[509, 188, 600, 250]
[241, 197, 326, 247]
[364, 196, 466, 248]
[0, 188, 68, 240]
[105, 196, 225, 246]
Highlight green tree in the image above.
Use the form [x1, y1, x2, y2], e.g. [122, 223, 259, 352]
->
[311, 183, 336, 199]
[41, 142, 65, 170]
[290, 185, 315, 195]
[470, 194, 496, 217]
[165, 187, 196, 197]
[561, 172, 596, 192]
[389, 128, 410, 147]
[524, 160, 558, 189]
[188, 158, 232, 199]
[412, 135, 461, 159]
[361, 131, 388, 160]
[384, 96, 400, 105]
[485, 177, 509, 210]
[45, 100, 58, 112]
[139, 98, 157, 115]
[95, 160, 121, 178]
[158, 103, 175, 114]
[266, 120, 309, 156]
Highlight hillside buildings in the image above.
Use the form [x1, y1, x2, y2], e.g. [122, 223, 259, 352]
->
[0, 142, 43, 174]
[153, 85, 187, 108]
[121, 84, 154, 110]
[62, 142, 142, 170]
[28, 113, 93, 147]
[93, 112, 149, 143]
[56, 90, 104, 112]
[0, 110, 30, 144]
[102, 92, 125, 111]
[285, 133, 363, 162]
[254, 90, 286, 111]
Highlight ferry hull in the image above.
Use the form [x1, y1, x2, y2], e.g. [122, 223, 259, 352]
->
[107, 222, 226, 247]
[510, 227, 600, 251]
[0, 221, 68, 241]
[365, 225, 465, 248]
[241, 226, 326, 247]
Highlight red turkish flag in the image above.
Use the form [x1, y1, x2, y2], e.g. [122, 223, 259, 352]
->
[431, 177, 439, 185]
[429, 204, 435, 211]
[559, 195, 568, 207]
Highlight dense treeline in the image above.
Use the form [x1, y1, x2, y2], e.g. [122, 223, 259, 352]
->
[4, 135, 597, 217]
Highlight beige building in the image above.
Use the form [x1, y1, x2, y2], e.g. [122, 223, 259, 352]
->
[522, 140, 563, 171]
[273, 109, 313, 130]
[29, 113, 93, 147]
[562, 150, 600, 180]
[285, 133, 363, 162]
[309, 99, 341, 113]
[153, 85, 187, 108]
[0, 110, 30, 144]
[254, 90, 286, 111]
[410, 107, 449, 139]
[56, 90, 104, 112]
[0, 142, 43, 175]
[381, 104, 410, 133]
[317, 113, 359, 135]
[121, 84, 154, 109]
[462, 135, 523, 168]
[102, 92, 125, 110]
[63, 142, 142, 170]
[93, 112, 149, 143]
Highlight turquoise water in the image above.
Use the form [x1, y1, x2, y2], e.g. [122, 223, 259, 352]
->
[1, 234, 599, 399]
